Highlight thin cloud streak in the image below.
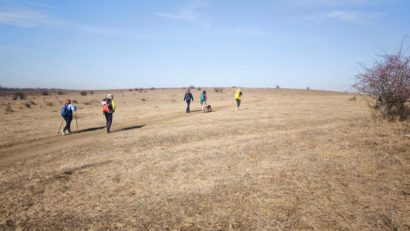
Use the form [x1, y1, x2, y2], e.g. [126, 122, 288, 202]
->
[310, 10, 383, 24]
[0, 9, 54, 27]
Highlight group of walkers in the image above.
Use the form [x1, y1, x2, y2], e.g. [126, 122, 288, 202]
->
[60, 89, 242, 135]
[60, 94, 116, 135]
[183, 88, 243, 113]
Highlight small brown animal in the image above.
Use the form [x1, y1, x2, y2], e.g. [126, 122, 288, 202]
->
[203, 105, 212, 112]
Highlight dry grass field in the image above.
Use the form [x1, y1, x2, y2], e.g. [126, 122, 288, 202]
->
[0, 88, 409, 230]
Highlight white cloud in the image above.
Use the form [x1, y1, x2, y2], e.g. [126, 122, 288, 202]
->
[312, 10, 383, 24]
[0, 9, 54, 27]
[156, 11, 196, 20]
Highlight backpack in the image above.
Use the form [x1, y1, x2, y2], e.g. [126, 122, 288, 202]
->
[101, 98, 111, 113]
[60, 105, 71, 117]
[200, 94, 206, 102]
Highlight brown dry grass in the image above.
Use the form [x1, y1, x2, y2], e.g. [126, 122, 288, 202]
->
[0, 88, 409, 230]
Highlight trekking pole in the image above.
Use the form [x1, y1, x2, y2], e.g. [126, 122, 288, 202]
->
[57, 120, 64, 134]
[75, 111, 78, 132]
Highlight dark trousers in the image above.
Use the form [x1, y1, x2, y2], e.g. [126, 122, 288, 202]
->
[185, 100, 191, 113]
[63, 116, 72, 133]
[104, 112, 113, 132]
[236, 99, 241, 108]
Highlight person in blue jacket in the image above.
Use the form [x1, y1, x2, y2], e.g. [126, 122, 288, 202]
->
[60, 99, 77, 135]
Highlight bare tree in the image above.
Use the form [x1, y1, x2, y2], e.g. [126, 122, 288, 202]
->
[353, 47, 410, 120]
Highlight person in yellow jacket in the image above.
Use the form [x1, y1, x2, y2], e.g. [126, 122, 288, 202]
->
[234, 88, 243, 110]
[102, 94, 116, 133]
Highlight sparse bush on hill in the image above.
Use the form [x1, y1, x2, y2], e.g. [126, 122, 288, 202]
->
[276, 85, 280, 89]
[24, 102, 31, 108]
[214, 87, 224, 93]
[80, 91, 88, 96]
[45, 102, 53, 107]
[349, 96, 357, 101]
[89, 91, 94, 95]
[12, 92, 26, 100]
[41, 91, 49, 96]
[306, 87, 310, 90]
[57, 91, 64, 95]
[197, 87, 201, 91]
[150, 87, 155, 91]
[354, 47, 410, 120]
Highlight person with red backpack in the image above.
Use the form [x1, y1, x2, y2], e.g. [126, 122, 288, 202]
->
[101, 94, 116, 133]
[60, 99, 77, 135]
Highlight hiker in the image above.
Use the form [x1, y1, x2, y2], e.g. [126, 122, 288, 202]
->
[200, 90, 208, 112]
[183, 89, 194, 113]
[60, 99, 77, 135]
[102, 94, 116, 133]
[234, 88, 243, 110]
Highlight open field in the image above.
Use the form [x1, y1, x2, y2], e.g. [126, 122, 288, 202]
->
[0, 88, 409, 230]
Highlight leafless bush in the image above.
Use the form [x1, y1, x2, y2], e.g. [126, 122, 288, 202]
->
[349, 96, 357, 101]
[306, 87, 310, 90]
[89, 91, 94, 95]
[353, 47, 410, 120]
[29, 100, 37, 105]
[5, 105, 14, 113]
[57, 91, 65, 95]
[41, 91, 49, 96]
[84, 101, 92, 105]
[12, 92, 26, 100]
[214, 87, 224, 93]
[141, 98, 146, 102]
[197, 87, 201, 91]
[276, 85, 280, 89]
[24, 102, 31, 108]
[45, 102, 53, 107]
[150, 87, 155, 91]
[80, 91, 88, 96]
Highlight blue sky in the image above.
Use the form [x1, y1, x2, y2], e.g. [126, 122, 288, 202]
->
[0, 0, 409, 90]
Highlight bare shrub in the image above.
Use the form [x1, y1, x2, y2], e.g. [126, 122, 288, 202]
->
[349, 96, 357, 101]
[150, 87, 155, 91]
[197, 87, 201, 91]
[45, 102, 53, 107]
[306, 87, 310, 90]
[214, 87, 224, 93]
[41, 91, 49, 96]
[5, 105, 14, 113]
[80, 91, 88, 96]
[89, 91, 94, 95]
[129, 89, 133, 92]
[57, 91, 65, 95]
[12, 92, 26, 100]
[141, 98, 146, 102]
[29, 100, 37, 105]
[84, 101, 92, 105]
[353, 47, 410, 120]
[24, 102, 31, 108]
[276, 85, 280, 89]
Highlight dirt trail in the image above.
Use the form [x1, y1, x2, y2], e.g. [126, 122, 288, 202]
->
[0, 102, 236, 164]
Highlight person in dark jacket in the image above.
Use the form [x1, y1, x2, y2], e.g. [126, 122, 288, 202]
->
[183, 89, 194, 113]
[60, 99, 77, 135]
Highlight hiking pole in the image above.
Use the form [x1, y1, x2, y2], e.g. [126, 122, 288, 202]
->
[57, 120, 64, 134]
[75, 111, 78, 132]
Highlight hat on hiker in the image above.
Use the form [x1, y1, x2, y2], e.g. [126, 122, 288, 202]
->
[107, 94, 113, 99]
[64, 99, 71, 104]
